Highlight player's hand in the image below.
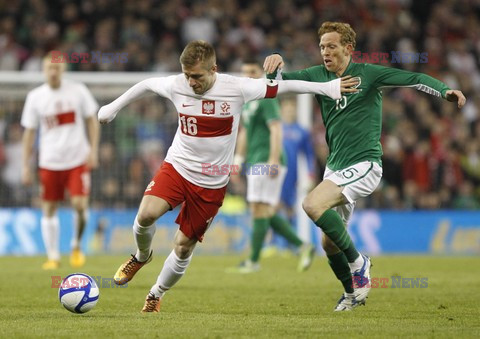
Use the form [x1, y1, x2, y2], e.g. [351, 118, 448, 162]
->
[86, 152, 99, 169]
[267, 159, 280, 178]
[230, 154, 244, 184]
[233, 154, 245, 173]
[97, 104, 118, 124]
[340, 75, 360, 93]
[263, 54, 285, 74]
[229, 171, 242, 185]
[21, 167, 33, 186]
[445, 90, 466, 108]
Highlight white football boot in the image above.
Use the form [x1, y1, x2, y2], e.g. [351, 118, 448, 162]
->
[352, 254, 372, 303]
[334, 293, 365, 311]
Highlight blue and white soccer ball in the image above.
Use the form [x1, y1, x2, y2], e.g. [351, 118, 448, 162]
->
[58, 273, 99, 313]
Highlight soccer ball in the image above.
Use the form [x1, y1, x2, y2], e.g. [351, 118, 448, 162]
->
[58, 273, 99, 313]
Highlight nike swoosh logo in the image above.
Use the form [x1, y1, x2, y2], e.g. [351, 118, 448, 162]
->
[182, 104, 194, 107]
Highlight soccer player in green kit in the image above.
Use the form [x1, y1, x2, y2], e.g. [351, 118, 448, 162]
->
[264, 22, 466, 311]
[227, 59, 315, 274]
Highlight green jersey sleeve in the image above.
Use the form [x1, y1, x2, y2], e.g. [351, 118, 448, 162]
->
[366, 63, 451, 98]
[279, 68, 312, 81]
[268, 65, 325, 82]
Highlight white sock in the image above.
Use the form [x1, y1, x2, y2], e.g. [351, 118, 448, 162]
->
[150, 250, 192, 298]
[41, 216, 60, 261]
[349, 254, 365, 273]
[133, 216, 156, 262]
[71, 210, 88, 249]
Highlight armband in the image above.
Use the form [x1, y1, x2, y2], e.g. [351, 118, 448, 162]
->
[265, 79, 279, 98]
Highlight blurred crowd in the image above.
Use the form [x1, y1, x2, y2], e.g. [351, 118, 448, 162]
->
[0, 0, 479, 209]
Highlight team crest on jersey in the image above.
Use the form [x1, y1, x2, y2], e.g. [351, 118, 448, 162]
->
[220, 102, 231, 115]
[351, 76, 362, 93]
[202, 100, 215, 115]
[221, 102, 230, 113]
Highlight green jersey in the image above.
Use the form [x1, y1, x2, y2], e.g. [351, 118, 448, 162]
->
[278, 62, 450, 170]
[242, 99, 286, 165]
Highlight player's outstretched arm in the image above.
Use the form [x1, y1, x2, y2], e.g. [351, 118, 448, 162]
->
[98, 78, 161, 124]
[445, 90, 466, 108]
[368, 64, 466, 108]
[276, 75, 359, 100]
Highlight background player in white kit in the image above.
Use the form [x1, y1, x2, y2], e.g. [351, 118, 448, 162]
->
[98, 40, 359, 313]
[21, 52, 100, 270]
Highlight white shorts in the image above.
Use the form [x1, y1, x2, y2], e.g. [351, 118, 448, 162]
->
[323, 161, 382, 224]
[246, 164, 287, 206]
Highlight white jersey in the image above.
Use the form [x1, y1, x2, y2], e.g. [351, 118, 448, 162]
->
[147, 73, 278, 189]
[98, 72, 340, 189]
[21, 79, 99, 170]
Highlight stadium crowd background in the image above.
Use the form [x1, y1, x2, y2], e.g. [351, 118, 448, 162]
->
[0, 0, 479, 210]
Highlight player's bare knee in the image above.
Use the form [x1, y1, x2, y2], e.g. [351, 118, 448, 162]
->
[71, 195, 88, 210]
[174, 244, 193, 259]
[136, 211, 157, 226]
[251, 203, 272, 219]
[72, 203, 86, 215]
[302, 195, 325, 221]
[42, 202, 57, 217]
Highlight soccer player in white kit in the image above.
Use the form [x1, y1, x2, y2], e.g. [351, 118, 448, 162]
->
[98, 40, 359, 312]
[21, 53, 100, 270]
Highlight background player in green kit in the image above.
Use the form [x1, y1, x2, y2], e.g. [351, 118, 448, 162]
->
[227, 59, 315, 274]
[264, 22, 466, 311]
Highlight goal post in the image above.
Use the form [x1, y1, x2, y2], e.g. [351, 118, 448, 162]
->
[295, 94, 315, 244]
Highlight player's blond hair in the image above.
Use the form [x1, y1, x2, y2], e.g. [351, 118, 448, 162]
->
[180, 40, 216, 70]
[318, 22, 356, 49]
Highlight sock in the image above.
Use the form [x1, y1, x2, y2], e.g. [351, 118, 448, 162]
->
[327, 252, 354, 293]
[41, 216, 60, 261]
[349, 254, 365, 273]
[250, 218, 270, 262]
[150, 250, 192, 298]
[71, 210, 88, 249]
[133, 216, 156, 262]
[269, 214, 302, 247]
[315, 210, 360, 262]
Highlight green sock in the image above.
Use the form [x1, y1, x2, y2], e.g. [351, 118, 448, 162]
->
[270, 214, 303, 247]
[250, 218, 270, 262]
[315, 210, 359, 262]
[327, 252, 354, 293]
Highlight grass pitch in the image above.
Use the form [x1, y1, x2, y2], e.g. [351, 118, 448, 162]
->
[1, 254, 479, 338]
